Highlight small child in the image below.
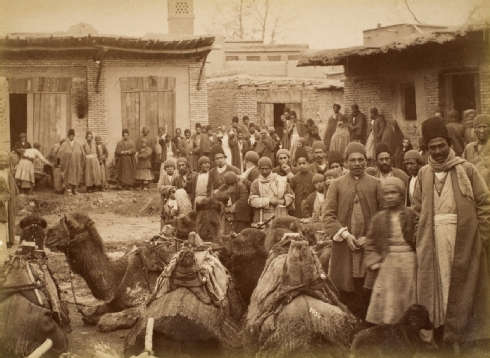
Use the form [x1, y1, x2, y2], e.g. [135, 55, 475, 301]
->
[302, 174, 325, 221]
[324, 169, 340, 192]
[364, 177, 417, 325]
[135, 138, 153, 190]
[158, 159, 177, 229]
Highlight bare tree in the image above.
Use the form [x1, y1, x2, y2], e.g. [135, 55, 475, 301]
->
[403, 0, 421, 24]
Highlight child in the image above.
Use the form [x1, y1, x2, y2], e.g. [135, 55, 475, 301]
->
[302, 174, 325, 221]
[364, 177, 417, 324]
[135, 138, 153, 190]
[95, 136, 109, 189]
[158, 159, 177, 229]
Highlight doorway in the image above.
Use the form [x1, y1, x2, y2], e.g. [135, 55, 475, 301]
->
[274, 103, 286, 139]
[9, 93, 27, 150]
[452, 73, 476, 113]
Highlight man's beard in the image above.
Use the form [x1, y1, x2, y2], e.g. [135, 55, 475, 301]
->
[379, 164, 391, 174]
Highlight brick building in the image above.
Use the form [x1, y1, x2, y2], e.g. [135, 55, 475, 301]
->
[298, 21, 490, 146]
[207, 74, 343, 139]
[0, 22, 214, 162]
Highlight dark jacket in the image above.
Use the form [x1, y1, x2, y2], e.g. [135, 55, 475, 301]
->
[241, 166, 260, 191]
[215, 182, 252, 223]
[349, 111, 366, 143]
[229, 136, 249, 171]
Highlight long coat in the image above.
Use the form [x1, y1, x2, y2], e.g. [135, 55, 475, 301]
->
[58, 140, 86, 186]
[228, 137, 248, 172]
[323, 172, 382, 292]
[413, 162, 490, 342]
[372, 115, 386, 150]
[178, 138, 197, 172]
[349, 112, 366, 143]
[289, 171, 315, 218]
[324, 113, 347, 150]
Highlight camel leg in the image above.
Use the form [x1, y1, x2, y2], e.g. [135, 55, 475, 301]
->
[81, 302, 119, 325]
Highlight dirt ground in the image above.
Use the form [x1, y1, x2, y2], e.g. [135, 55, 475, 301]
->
[12, 184, 163, 357]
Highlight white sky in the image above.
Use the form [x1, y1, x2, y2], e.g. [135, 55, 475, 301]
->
[1, 0, 486, 49]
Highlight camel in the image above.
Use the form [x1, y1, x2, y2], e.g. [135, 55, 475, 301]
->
[45, 213, 177, 328]
[243, 235, 361, 357]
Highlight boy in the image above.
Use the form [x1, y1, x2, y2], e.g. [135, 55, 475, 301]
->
[135, 138, 153, 190]
[302, 174, 325, 221]
[158, 159, 178, 228]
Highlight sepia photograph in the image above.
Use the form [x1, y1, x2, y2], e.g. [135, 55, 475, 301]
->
[0, 0, 489, 357]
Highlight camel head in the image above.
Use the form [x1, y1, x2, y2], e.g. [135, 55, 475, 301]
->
[231, 228, 267, 258]
[46, 213, 101, 252]
[19, 214, 47, 250]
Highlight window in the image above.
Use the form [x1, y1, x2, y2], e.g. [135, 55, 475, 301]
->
[267, 55, 281, 61]
[175, 2, 189, 14]
[225, 56, 239, 61]
[402, 84, 417, 121]
[288, 55, 301, 61]
[246, 56, 261, 61]
[444, 72, 480, 114]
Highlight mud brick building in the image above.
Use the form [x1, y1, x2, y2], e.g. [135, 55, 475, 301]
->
[207, 74, 343, 139]
[0, 23, 214, 162]
[298, 21, 490, 145]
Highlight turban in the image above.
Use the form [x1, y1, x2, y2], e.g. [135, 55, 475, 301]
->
[260, 128, 268, 135]
[68, 129, 75, 136]
[376, 142, 392, 158]
[122, 128, 129, 136]
[85, 131, 93, 138]
[198, 156, 210, 166]
[19, 132, 27, 138]
[382, 177, 406, 195]
[163, 159, 175, 168]
[422, 117, 449, 144]
[176, 157, 188, 166]
[328, 150, 343, 165]
[195, 123, 202, 129]
[258, 157, 272, 168]
[324, 169, 340, 179]
[404, 150, 422, 162]
[344, 142, 366, 159]
[224, 171, 238, 185]
[244, 151, 259, 165]
[474, 114, 490, 127]
[211, 144, 225, 159]
[311, 141, 326, 152]
[312, 174, 324, 183]
[141, 126, 149, 133]
[295, 147, 309, 161]
[232, 116, 239, 123]
[95, 136, 102, 141]
[276, 149, 291, 158]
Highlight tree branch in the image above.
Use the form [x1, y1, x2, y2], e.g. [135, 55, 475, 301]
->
[404, 0, 421, 24]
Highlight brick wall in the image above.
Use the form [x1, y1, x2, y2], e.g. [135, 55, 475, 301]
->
[0, 54, 209, 153]
[207, 78, 237, 130]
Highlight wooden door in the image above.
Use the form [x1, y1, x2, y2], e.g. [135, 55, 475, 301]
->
[120, 76, 176, 143]
[257, 103, 274, 128]
[8, 77, 72, 154]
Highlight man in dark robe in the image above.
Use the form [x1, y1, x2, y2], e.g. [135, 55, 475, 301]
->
[254, 129, 275, 166]
[323, 142, 382, 319]
[229, 128, 248, 174]
[324, 104, 347, 150]
[349, 104, 366, 144]
[207, 145, 240, 194]
[241, 151, 261, 190]
[413, 117, 490, 349]
[200, 126, 218, 159]
[57, 129, 86, 195]
[190, 123, 203, 171]
[115, 128, 136, 189]
[290, 148, 315, 218]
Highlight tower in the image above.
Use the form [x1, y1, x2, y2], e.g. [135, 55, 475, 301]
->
[167, 0, 195, 35]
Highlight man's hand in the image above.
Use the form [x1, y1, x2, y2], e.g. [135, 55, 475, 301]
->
[346, 234, 359, 251]
[281, 164, 291, 173]
[357, 236, 366, 248]
[270, 197, 278, 205]
[277, 199, 285, 205]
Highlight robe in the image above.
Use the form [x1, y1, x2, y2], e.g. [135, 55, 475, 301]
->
[413, 162, 490, 342]
[58, 139, 85, 187]
[446, 122, 466, 157]
[324, 113, 347, 150]
[229, 137, 248, 174]
[115, 139, 136, 186]
[289, 171, 315, 218]
[323, 173, 382, 292]
[207, 165, 240, 194]
[82, 142, 102, 187]
[178, 138, 197, 172]
[462, 140, 490, 188]
[255, 137, 275, 166]
[0, 168, 17, 245]
[97, 143, 109, 187]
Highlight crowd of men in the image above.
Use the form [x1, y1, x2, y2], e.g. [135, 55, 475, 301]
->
[3, 104, 490, 351]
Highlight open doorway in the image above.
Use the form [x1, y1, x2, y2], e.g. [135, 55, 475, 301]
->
[9, 93, 27, 150]
[452, 74, 476, 113]
[274, 103, 286, 139]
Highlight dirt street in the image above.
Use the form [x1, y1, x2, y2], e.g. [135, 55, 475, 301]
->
[12, 185, 163, 357]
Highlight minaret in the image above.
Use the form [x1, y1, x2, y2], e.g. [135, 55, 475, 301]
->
[167, 0, 195, 35]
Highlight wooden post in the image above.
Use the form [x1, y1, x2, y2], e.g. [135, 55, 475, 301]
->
[144, 317, 155, 354]
[27, 339, 53, 358]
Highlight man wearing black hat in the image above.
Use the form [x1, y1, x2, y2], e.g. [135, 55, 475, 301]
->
[349, 104, 366, 144]
[208, 144, 240, 194]
[373, 142, 409, 186]
[115, 128, 136, 190]
[57, 129, 86, 195]
[13, 133, 32, 160]
[323, 142, 382, 319]
[413, 117, 490, 349]
[200, 125, 217, 160]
